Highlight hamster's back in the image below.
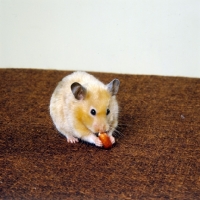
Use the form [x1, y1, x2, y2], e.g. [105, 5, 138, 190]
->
[62, 71, 106, 90]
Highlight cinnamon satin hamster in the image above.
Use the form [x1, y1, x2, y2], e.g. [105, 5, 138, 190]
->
[50, 71, 120, 147]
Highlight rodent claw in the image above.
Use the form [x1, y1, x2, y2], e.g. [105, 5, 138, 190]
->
[95, 137, 103, 147]
[67, 136, 79, 143]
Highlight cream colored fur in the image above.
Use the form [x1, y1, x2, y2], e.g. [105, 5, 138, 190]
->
[50, 71, 119, 147]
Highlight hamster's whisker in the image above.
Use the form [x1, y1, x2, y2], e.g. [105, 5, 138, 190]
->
[117, 123, 133, 127]
[115, 129, 124, 137]
[109, 125, 124, 138]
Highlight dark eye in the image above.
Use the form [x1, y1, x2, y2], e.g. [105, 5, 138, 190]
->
[90, 109, 96, 116]
[106, 109, 110, 115]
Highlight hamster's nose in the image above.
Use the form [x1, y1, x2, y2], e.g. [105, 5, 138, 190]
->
[99, 128, 106, 133]
[94, 124, 107, 133]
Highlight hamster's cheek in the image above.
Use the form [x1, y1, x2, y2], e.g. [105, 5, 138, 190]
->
[84, 115, 93, 124]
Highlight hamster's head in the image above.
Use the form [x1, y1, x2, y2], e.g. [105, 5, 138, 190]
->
[71, 79, 120, 135]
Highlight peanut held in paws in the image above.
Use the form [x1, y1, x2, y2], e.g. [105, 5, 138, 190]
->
[98, 133, 112, 149]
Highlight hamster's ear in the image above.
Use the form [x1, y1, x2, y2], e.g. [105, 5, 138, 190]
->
[71, 82, 87, 100]
[107, 79, 120, 96]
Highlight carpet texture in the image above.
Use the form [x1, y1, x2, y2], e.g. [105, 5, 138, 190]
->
[0, 69, 200, 199]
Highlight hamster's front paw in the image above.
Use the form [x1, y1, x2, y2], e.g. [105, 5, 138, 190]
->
[67, 136, 79, 143]
[109, 135, 115, 144]
[94, 137, 103, 147]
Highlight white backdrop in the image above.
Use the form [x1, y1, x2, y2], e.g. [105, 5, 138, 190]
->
[0, 0, 200, 77]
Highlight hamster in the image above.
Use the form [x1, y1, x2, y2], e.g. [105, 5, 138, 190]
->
[49, 71, 120, 147]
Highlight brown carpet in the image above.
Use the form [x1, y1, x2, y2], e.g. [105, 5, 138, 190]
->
[0, 68, 200, 199]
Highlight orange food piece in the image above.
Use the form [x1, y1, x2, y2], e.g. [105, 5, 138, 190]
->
[98, 132, 112, 149]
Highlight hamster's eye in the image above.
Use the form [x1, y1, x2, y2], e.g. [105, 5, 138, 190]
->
[106, 109, 110, 115]
[90, 109, 96, 116]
